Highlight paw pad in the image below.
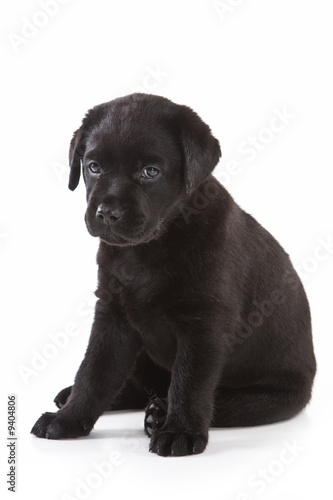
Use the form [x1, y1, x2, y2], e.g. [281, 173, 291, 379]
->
[144, 397, 168, 437]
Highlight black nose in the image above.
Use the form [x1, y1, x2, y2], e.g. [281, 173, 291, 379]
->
[96, 203, 124, 224]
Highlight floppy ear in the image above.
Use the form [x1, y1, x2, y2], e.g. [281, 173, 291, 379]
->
[178, 106, 221, 193]
[68, 126, 85, 191]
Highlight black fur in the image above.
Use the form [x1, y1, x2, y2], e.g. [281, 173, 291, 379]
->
[31, 93, 316, 456]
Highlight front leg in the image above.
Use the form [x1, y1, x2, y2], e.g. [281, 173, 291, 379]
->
[31, 300, 141, 439]
[149, 332, 223, 456]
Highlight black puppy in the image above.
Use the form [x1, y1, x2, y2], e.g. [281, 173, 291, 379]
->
[31, 94, 316, 456]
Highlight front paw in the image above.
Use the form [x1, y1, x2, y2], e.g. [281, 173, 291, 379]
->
[149, 430, 208, 457]
[31, 412, 93, 439]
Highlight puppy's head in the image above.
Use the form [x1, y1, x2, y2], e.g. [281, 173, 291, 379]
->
[69, 93, 221, 246]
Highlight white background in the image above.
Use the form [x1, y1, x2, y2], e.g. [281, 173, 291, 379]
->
[1, 1, 333, 499]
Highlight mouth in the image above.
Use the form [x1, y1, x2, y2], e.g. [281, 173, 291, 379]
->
[99, 231, 159, 246]
[85, 216, 165, 247]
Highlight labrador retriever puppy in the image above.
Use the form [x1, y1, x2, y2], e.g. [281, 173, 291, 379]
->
[31, 93, 316, 456]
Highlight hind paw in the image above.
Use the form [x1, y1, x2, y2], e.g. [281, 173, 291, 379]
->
[144, 397, 168, 437]
[54, 386, 72, 409]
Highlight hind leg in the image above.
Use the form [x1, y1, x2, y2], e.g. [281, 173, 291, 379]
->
[211, 383, 312, 427]
[143, 382, 313, 433]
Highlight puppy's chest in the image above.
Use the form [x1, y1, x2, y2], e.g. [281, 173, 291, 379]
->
[102, 254, 179, 367]
[103, 251, 178, 318]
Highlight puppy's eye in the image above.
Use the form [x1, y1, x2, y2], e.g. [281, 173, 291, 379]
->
[142, 167, 160, 179]
[88, 162, 101, 174]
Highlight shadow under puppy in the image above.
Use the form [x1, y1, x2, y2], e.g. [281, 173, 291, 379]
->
[31, 93, 316, 456]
